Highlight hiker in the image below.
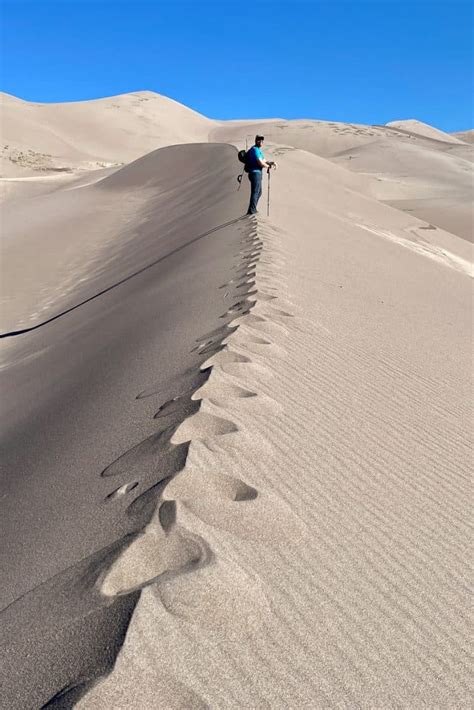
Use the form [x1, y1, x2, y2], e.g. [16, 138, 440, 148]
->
[245, 135, 276, 215]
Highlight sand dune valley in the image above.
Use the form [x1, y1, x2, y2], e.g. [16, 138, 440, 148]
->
[0, 90, 472, 709]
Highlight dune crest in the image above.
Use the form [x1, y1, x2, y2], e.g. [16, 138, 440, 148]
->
[386, 118, 466, 144]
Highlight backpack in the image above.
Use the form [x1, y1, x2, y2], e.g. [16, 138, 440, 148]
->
[238, 149, 248, 164]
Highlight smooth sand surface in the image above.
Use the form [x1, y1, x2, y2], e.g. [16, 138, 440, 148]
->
[1, 143, 246, 333]
[1, 92, 472, 708]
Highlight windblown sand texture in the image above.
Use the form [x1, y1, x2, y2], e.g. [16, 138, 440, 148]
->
[1, 92, 472, 708]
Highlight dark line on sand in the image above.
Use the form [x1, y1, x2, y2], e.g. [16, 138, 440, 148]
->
[1, 215, 249, 339]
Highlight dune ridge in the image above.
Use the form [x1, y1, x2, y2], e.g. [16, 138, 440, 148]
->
[386, 119, 466, 144]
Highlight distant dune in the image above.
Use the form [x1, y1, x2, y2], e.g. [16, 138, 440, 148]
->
[386, 118, 465, 144]
[210, 114, 473, 241]
[452, 129, 474, 143]
[0, 91, 213, 176]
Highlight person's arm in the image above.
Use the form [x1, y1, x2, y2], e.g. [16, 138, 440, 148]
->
[256, 147, 276, 169]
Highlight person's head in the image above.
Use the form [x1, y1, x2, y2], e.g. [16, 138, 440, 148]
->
[255, 135, 264, 147]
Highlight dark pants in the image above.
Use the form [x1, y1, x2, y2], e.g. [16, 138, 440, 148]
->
[247, 170, 262, 214]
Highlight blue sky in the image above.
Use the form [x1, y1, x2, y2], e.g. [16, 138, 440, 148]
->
[1, 0, 472, 131]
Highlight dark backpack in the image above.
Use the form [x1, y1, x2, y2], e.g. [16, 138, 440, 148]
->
[238, 149, 248, 165]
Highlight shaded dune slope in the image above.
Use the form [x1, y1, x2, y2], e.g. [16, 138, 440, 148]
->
[1, 143, 245, 334]
[0, 144, 253, 708]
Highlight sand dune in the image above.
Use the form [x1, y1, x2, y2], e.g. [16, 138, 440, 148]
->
[79, 147, 472, 709]
[2, 92, 472, 240]
[1, 92, 472, 708]
[331, 139, 473, 241]
[386, 119, 466, 144]
[211, 117, 473, 240]
[1, 143, 241, 333]
[0, 91, 213, 176]
[452, 129, 474, 144]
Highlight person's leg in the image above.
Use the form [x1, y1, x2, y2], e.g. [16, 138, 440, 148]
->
[247, 171, 262, 214]
[256, 171, 263, 205]
[247, 172, 259, 214]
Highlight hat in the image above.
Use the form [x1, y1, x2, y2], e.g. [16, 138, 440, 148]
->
[255, 135, 264, 141]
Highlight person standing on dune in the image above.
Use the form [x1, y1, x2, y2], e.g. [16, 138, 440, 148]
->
[245, 135, 276, 215]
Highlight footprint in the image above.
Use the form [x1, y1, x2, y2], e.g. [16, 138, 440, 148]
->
[159, 499, 177, 532]
[200, 348, 250, 370]
[256, 291, 277, 302]
[165, 468, 257, 505]
[126, 479, 172, 520]
[171, 412, 238, 444]
[220, 299, 256, 319]
[190, 339, 215, 353]
[239, 314, 289, 338]
[135, 368, 209, 400]
[241, 249, 260, 259]
[180, 492, 309, 545]
[267, 307, 294, 318]
[244, 335, 271, 345]
[239, 254, 260, 266]
[195, 323, 237, 344]
[222, 275, 255, 290]
[194, 341, 226, 357]
[220, 360, 273, 380]
[219, 273, 255, 289]
[100, 523, 211, 597]
[153, 396, 200, 420]
[236, 279, 256, 291]
[229, 266, 257, 280]
[194, 381, 257, 401]
[240, 312, 263, 323]
[105, 481, 139, 501]
[101, 429, 174, 478]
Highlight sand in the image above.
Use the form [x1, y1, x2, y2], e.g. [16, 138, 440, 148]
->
[452, 129, 474, 144]
[0, 91, 212, 177]
[0, 92, 472, 708]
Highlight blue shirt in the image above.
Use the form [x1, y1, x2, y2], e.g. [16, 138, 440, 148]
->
[246, 145, 264, 172]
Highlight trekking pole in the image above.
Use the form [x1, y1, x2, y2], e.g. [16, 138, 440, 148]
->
[267, 167, 271, 217]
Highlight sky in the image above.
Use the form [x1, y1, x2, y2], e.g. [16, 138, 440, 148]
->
[1, 0, 472, 132]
